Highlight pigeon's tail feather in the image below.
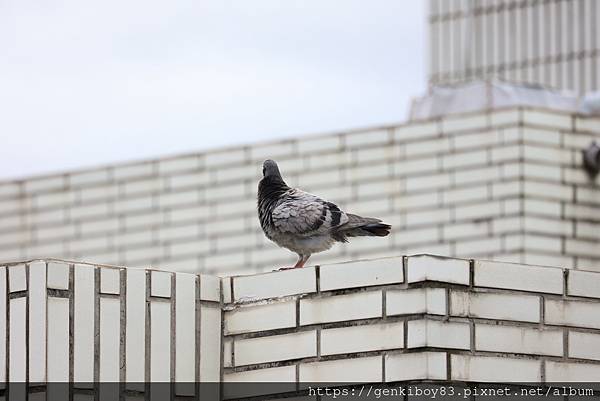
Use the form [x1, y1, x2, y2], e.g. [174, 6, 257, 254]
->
[333, 214, 391, 241]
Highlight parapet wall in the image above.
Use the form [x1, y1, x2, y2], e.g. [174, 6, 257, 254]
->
[1, 107, 599, 275]
[2, 254, 600, 399]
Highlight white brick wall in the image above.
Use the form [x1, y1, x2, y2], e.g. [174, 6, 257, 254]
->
[3, 255, 600, 397]
[1, 106, 597, 272]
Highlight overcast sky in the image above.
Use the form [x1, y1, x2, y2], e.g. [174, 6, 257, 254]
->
[0, 1, 426, 180]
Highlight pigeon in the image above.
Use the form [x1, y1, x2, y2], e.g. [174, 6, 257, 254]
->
[257, 159, 391, 269]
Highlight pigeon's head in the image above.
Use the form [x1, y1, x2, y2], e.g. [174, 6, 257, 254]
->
[262, 159, 282, 179]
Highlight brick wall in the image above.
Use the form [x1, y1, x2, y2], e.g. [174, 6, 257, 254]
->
[3, 255, 599, 399]
[0, 107, 599, 275]
[428, 0, 600, 94]
[223, 254, 600, 398]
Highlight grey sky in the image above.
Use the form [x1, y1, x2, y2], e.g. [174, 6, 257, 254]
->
[0, 1, 426, 180]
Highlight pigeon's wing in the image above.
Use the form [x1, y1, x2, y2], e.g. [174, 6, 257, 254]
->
[271, 189, 348, 236]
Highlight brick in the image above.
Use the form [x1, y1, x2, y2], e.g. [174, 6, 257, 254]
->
[454, 165, 501, 185]
[408, 319, 470, 349]
[442, 149, 487, 169]
[407, 255, 469, 285]
[221, 277, 232, 303]
[523, 198, 561, 218]
[521, 127, 561, 146]
[385, 352, 447, 382]
[475, 324, 563, 356]
[575, 116, 600, 133]
[522, 109, 572, 131]
[454, 201, 502, 220]
[490, 109, 521, 126]
[47, 263, 69, 290]
[0, 182, 20, 198]
[158, 224, 200, 243]
[297, 135, 341, 153]
[491, 144, 521, 163]
[319, 257, 403, 291]
[567, 270, 600, 298]
[355, 145, 399, 164]
[113, 163, 154, 180]
[566, 239, 600, 258]
[405, 137, 451, 156]
[405, 207, 452, 227]
[24, 176, 66, 193]
[300, 291, 382, 325]
[234, 330, 316, 366]
[394, 121, 438, 140]
[356, 179, 402, 199]
[168, 171, 210, 189]
[151, 271, 171, 298]
[233, 267, 315, 302]
[205, 148, 246, 166]
[523, 216, 573, 236]
[394, 190, 439, 210]
[345, 129, 390, 147]
[100, 268, 120, 295]
[545, 361, 600, 382]
[346, 164, 390, 181]
[157, 189, 201, 208]
[569, 331, 600, 361]
[443, 221, 488, 240]
[158, 155, 201, 174]
[450, 354, 542, 382]
[299, 355, 382, 383]
[405, 172, 451, 192]
[450, 291, 540, 322]
[224, 300, 295, 334]
[250, 141, 295, 160]
[321, 322, 404, 356]
[199, 274, 220, 302]
[545, 299, 600, 329]
[386, 288, 446, 316]
[522, 163, 561, 181]
[442, 185, 488, 205]
[474, 260, 563, 294]
[442, 114, 488, 133]
[392, 156, 440, 176]
[8, 265, 27, 292]
[454, 237, 502, 255]
[114, 196, 153, 214]
[223, 365, 296, 399]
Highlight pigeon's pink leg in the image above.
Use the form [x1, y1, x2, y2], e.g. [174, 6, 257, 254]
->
[276, 255, 310, 271]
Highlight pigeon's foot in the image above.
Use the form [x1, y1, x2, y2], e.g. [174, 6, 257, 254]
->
[273, 266, 301, 272]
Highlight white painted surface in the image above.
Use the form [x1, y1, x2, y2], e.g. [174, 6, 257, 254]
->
[199, 305, 221, 382]
[319, 257, 403, 291]
[175, 273, 196, 389]
[9, 298, 26, 382]
[321, 322, 404, 355]
[28, 262, 47, 383]
[100, 268, 120, 294]
[125, 269, 146, 384]
[299, 356, 382, 383]
[225, 300, 296, 335]
[74, 265, 95, 384]
[150, 301, 171, 382]
[151, 271, 171, 298]
[387, 287, 446, 316]
[47, 262, 70, 289]
[8, 264, 26, 292]
[234, 331, 316, 366]
[386, 352, 447, 381]
[300, 291, 382, 325]
[47, 297, 70, 381]
[100, 298, 121, 382]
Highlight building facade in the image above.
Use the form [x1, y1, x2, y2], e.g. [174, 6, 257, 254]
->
[0, 107, 599, 275]
[429, 0, 600, 94]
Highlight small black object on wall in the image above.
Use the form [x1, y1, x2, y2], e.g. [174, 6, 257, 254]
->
[583, 141, 600, 179]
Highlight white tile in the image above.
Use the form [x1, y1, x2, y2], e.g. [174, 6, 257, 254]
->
[476, 324, 563, 356]
[545, 299, 600, 329]
[100, 298, 121, 382]
[223, 339, 233, 368]
[0, 268, 5, 384]
[300, 291, 382, 325]
[175, 273, 196, 393]
[47, 297, 70, 381]
[224, 300, 296, 335]
[199, 305, 221, 382]
[47, 262, 70, 290]
[8, 264, 26, 292]
[569, 331, 600, 361]
[568, 270, 600, 299]
[200, 274, 220, 302]
[151, 271, 172, 298]
[233, 267, 316, 302]
[408, 319, 470, 350]
[28, 263, 47, 383]
[150, 301, 171, 382]
[474, 260, 563, 294]
[100, 268, 120, 294]
[450, 291, 540, 323]
[545, 361, 600, 382]
[9, 298, 26, 382]
[234, 330, 316, 366]
[407, 255, 469, 285]
[321, 322, 404, 356]
[223, 366, 296, 399]
[74, 265, 95, 384]
[386, 288, 446, 316]
[451, 354, 542, 382]
[319, 257, 403, 291]
[221, 277, 232, 304]
[385, 352, 447, 381]
[299, 355, 382, 383]
[125, 269, 146, 385]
